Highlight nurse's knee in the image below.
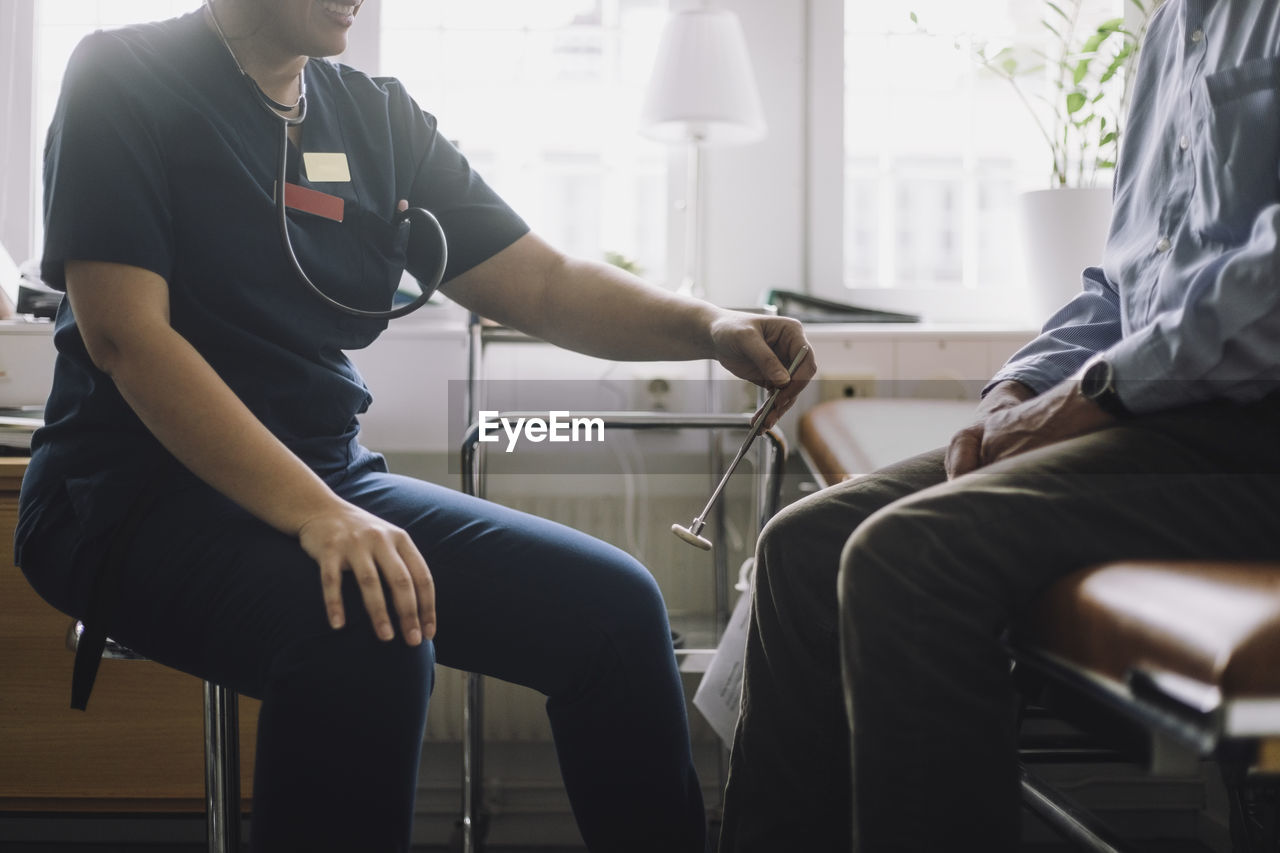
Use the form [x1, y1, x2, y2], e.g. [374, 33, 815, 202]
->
[599, 551, 669, 632]
[270, 622, 436, 715]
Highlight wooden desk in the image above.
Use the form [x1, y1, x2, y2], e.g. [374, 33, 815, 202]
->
[0, 458, 258, 811]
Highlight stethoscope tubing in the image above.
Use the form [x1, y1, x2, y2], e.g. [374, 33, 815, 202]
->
[270, 112, 449, 320]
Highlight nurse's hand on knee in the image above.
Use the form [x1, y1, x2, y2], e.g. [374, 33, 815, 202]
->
[298, 504, 436, 647]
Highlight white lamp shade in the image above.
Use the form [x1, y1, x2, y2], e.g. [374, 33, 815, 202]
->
[639, 7, 767, 146]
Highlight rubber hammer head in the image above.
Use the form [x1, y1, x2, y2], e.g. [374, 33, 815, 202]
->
[671, 522, 713, 551]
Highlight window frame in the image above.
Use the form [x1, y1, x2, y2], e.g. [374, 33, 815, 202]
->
[1, 0, 37, 263]
[807, 0, 1039, 323]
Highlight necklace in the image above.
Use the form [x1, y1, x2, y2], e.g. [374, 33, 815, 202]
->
[203, 1, 306, 117]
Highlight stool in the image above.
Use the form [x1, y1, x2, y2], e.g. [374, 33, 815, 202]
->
[67, 620, 242, 852]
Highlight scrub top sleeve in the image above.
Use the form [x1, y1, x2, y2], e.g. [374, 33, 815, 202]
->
[41, 32, 174, 291]
[398, 99, 530, 283]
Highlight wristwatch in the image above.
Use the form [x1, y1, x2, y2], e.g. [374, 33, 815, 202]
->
[1079, 357, 1130, 418]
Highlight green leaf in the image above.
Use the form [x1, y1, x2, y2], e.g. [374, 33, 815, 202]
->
[1073, 59, 1090, 85]
[1097, 159, 1116, 169]
[909, 11, 918, 24]
[1100, 131, 1118, 145]
[988, 46, 1016, 65]
[1066, 91, 1087, 113]
[1100, 42, 1135, 84]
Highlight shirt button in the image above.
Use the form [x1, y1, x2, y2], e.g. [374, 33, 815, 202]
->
[1179, 134, 1190, 151]
[1156, 236, 1172, 253]
[1191, 28, 1204, 43]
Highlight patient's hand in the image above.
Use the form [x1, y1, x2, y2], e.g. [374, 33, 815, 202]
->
[947, 378, 1115, 478]
[945, 380, 1035, 479]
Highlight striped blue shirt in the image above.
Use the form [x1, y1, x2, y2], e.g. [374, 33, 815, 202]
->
[991, 0, 1280, 413]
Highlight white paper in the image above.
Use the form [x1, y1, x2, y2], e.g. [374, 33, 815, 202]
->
[693, 591, 752, 747]
[0, 241, 21, 315]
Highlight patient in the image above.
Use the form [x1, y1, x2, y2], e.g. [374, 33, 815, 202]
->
[719, 2, 1280, 850]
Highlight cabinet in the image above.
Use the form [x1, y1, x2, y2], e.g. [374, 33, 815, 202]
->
[0, 458, 258, 811]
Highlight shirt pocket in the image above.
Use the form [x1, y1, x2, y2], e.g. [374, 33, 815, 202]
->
[284, 202, 406, 347]
[331, 204, 409, 347]
[1189, 56, 1280, 246]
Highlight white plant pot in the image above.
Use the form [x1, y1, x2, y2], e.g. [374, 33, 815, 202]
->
[1017, 187, 1112, 323]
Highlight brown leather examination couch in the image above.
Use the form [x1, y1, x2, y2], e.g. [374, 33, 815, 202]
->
[799, 397, 1280, 852]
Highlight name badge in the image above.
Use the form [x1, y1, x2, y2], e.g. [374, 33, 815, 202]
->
[283, 182, 345, 223]
[303, 152, 351, 183]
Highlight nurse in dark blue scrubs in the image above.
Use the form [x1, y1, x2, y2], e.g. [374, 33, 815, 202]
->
[15, 1, 813, 850]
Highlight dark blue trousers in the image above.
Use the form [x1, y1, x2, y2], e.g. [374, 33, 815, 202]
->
[20, 448, 705, 852]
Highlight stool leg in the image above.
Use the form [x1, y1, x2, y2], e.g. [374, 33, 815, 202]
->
[203, 681, 242, 853]
[461, 671, 485, 853]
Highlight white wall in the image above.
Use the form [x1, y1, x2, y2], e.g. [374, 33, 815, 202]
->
[701, 0, 809, 308]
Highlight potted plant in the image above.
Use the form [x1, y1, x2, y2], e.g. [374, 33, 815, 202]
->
[918, 0, 1164, 318]
[969, 0, 1163, 188]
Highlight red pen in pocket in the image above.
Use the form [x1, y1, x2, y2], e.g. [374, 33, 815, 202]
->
[281, 182, 345, 223]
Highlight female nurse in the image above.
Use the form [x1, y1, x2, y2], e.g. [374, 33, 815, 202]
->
[15, 0, 814, 850]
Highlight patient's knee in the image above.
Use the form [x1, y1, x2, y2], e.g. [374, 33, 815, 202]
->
[838, 504, 946, 615]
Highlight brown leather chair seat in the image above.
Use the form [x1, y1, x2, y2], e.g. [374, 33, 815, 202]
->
[1020, 561, 1280, 706]
[797, 397, 975, 486]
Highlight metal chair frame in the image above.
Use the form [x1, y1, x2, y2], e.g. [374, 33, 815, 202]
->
[68, 621, 241, 853]
[1011, 641, 1280, 853]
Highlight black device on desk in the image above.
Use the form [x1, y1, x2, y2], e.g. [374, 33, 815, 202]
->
[17, 279, 63, 320]
[764, 289, 920, 324]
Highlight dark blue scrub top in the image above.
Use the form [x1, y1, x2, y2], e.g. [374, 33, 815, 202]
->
[17, 11, 529, 560]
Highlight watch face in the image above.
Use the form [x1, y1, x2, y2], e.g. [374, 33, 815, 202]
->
[1081, 360, 1112, 400]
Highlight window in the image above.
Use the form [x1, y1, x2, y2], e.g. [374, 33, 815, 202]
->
[812, 0, 1127, 316]
[15, 0, 670, 283]
[378, 0, 670, 281]
[6, 1, 1141, 319]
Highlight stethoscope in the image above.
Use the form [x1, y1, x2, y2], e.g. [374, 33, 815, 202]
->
[204, 1, 447, 320]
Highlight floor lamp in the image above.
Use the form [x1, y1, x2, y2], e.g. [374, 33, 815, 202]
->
[640, 2, 766, 299]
